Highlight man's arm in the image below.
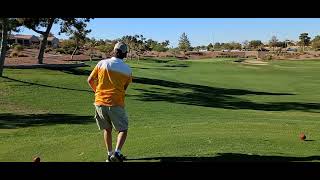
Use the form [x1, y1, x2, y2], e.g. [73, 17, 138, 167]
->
[88, 66, 99, 93]
[124, 75, 132, 91]
[124, 83, 129, 91]
[87, 76, 97, 92]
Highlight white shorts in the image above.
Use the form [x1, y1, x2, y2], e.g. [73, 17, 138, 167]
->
[94, 105, 128, 131]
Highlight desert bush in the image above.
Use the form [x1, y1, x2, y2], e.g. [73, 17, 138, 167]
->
[60, 40, 77, 54]
[10, 51, 19, 57]
[14, 44, 23, 52]
[262, 55, 273, 60]
[56, 48, 66, 54]
[45, 48, 53, 53]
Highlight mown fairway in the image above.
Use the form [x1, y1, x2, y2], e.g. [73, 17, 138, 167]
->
[1, 58, 320, 162]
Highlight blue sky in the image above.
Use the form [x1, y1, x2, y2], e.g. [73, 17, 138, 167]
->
[20, 18, 320, 47]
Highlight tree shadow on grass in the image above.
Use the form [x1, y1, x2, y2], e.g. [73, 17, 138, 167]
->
[127, 153, 320, 162]
[1, 76, 92, 93]
[59, 68, 92, 76]
[0, 113, 94, 129]
[131, 66, 177, 71]
[58, 65, 187, 76]
[163, 64, 189, 68]
[132, 77, 320, 112]
[141, 58, 176, 63]
[54, 62, 189, 77]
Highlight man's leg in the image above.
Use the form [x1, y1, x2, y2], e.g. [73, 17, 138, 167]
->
[104, 128, 113, 154]
[95, 105, 113, 161]
[115, 130, 127, 153]
[109, 106, 128, 162]
[110, 130, 127, 162]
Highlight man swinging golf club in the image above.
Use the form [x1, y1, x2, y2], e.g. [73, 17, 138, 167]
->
[88, 42, 132, 162]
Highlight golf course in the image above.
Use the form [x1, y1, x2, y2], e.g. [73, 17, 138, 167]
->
[1, 58, 320, 162]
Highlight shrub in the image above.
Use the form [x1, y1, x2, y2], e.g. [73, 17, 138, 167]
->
[10, 43, 19, 49]
[14, 44, 24, 52]
[56, 48, 66, 54]
[45, 48, 53, 53]
[262, 55, 273, 60]
[10, 51, 19, 57]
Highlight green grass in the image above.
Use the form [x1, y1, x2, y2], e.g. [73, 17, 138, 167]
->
[1, 58, 320, 162]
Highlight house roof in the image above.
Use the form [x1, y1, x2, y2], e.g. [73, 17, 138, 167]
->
[9, 34, 37, 40]
[9, 34, 59, 42]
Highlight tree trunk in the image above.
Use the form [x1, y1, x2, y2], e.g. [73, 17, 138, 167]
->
[89, 48, 93, 61]
[38, 34, 48, 64]
[37, 18, 55, 64]
[71, 46, 78, 60]
[0, 20, 8, 77]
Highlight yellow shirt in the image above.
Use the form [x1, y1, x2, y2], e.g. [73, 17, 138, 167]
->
[89, 57, 132, 107]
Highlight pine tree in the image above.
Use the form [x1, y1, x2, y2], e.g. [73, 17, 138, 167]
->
[178, 32, 191, 52]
